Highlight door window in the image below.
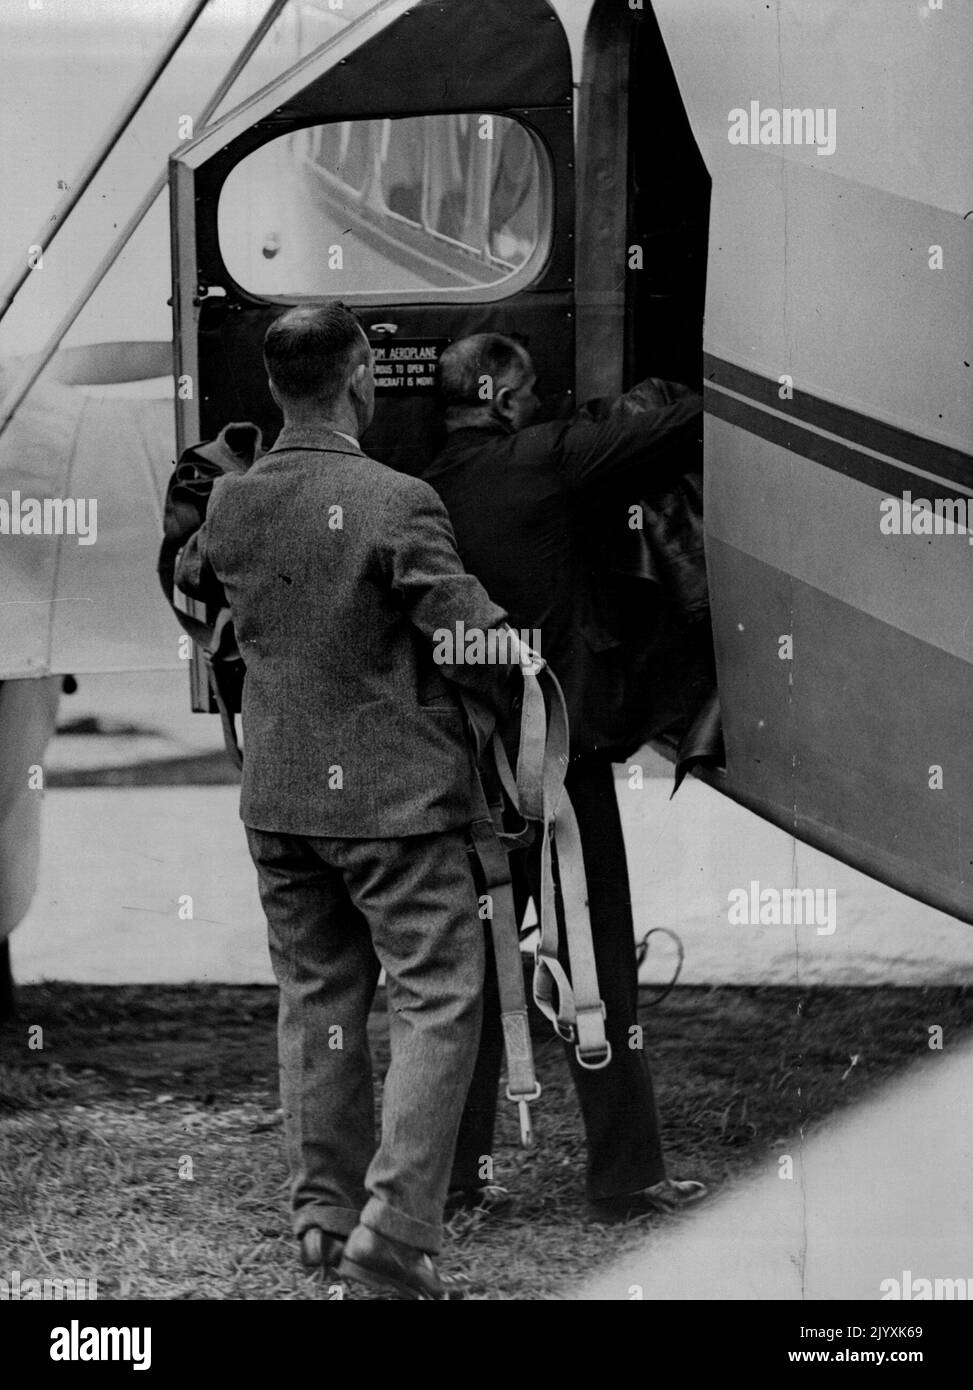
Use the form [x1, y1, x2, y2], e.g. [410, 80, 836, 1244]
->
[217, 113, 548, 299]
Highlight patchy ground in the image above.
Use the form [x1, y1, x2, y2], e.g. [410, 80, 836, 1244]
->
[1, 983, 970, 1300]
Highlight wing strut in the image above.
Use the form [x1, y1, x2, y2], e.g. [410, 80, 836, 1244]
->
[0, 0, 212, 333]
[0, 0, 290, 444]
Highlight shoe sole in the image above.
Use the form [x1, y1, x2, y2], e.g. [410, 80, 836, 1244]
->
[338, 1256, 462, 1301]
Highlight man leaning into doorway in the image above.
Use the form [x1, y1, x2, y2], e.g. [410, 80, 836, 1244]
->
[425, 332, 707, 1223]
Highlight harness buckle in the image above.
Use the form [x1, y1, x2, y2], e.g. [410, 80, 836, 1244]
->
[575, 1040, 612, 1071]
[574, 1002, 611, 1070]
[506, 1081, 542, 1149]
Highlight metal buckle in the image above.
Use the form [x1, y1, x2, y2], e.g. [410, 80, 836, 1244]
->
[574, 1002, 610, 1070]
[575, 1040, 612, 1071]
[506, 1081, 542, 1148]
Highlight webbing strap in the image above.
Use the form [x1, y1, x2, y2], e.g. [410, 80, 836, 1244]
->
[467, 661, 610, 1111]
[201, 609, 244, 770]
[490, 664, 567, 824]
[468, 776, 539, 1148]
[547, 791, 611, 1069]
[513, 668, 608, 1068]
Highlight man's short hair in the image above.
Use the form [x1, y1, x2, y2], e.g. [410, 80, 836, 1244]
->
[263, 302, 368, 406]
[436, 333, 529, 412]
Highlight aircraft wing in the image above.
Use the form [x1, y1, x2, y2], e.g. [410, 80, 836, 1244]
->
[0, 363, 181, 678]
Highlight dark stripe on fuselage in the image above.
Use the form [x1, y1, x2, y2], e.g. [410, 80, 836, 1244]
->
[703, 353, 973, 494]
[703, 387, 924, 500]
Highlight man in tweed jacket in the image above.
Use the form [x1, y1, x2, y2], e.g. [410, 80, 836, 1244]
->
[177, 302, 518, 1300]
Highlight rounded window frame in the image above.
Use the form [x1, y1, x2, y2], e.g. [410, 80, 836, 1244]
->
[215, 110, 556, 308]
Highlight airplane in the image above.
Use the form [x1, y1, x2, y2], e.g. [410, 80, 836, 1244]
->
[1, 0, 970, 1012]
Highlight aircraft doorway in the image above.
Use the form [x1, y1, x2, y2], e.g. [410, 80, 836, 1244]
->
[574, 0, 710, 398]
[574, 1, 717, 769]
[625, 4, 711, 390]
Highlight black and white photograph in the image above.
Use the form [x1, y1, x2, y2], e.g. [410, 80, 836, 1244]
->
[0, 0, 970, 1344]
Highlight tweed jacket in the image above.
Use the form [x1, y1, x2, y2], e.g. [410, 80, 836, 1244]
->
[177, 424, 514, 838]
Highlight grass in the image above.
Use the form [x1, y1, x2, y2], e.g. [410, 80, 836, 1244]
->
[1, 983, 971, 1300]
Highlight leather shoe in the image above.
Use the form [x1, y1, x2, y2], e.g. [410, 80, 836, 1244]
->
[337, 1224, 478, 1300]
[445, 1184, 512, 1218]
[299, 1227, 346, 1279]
[587, 1178, 708, 1224]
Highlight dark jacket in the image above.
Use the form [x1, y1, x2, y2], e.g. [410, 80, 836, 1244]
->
[177, 424, 514, 838]
[422, 392, 705, 754]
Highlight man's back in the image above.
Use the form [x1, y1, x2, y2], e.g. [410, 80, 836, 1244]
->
[423, 422, 580, 674]
[202, 426, 508, 838]
[424, 397, 701, 748]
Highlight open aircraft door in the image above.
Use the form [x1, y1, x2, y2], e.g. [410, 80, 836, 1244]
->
[169, 0, 574, 470]
[169, 0, 574, 711]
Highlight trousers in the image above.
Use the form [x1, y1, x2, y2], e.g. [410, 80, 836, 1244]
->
[450, 752, 667, 1201]
[246, 825, 485, 1254]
